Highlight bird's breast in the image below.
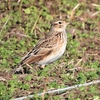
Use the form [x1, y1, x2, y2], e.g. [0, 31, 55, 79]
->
[38, 37, 67, 65]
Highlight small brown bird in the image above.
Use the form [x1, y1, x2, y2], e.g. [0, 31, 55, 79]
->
[15, 19, 69, 73]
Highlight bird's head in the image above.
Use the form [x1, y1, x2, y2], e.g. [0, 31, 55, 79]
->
[51, 19, 69, 32]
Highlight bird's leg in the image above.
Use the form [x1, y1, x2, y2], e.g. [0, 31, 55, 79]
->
[40, 65, 45, 69]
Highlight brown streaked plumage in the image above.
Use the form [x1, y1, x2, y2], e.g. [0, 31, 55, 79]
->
[15, 19, 69, 73]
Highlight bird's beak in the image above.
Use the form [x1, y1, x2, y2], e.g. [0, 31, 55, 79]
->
[66, 22, 70, 26]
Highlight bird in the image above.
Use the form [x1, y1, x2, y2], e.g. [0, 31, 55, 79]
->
[14, 19, 69, 73]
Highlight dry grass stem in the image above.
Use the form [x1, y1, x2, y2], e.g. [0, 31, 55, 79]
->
[70, 3, 80, 20]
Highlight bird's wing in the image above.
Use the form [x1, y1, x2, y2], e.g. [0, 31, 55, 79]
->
[19, 31, 62, 65]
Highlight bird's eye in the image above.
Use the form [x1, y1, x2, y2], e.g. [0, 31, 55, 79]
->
[58, 21, 62, 24]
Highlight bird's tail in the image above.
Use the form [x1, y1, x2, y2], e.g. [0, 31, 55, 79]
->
[11, 63, 24, 74]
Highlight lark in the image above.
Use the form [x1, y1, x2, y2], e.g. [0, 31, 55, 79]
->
[15, 19, 69, 73]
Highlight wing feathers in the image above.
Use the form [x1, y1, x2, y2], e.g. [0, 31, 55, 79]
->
[20, 49, 53, 65]
[19, 31, 62, 66]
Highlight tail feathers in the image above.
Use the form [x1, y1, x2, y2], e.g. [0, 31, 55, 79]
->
[15, 65, 24, 74]
[12, 63, 24, 74]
